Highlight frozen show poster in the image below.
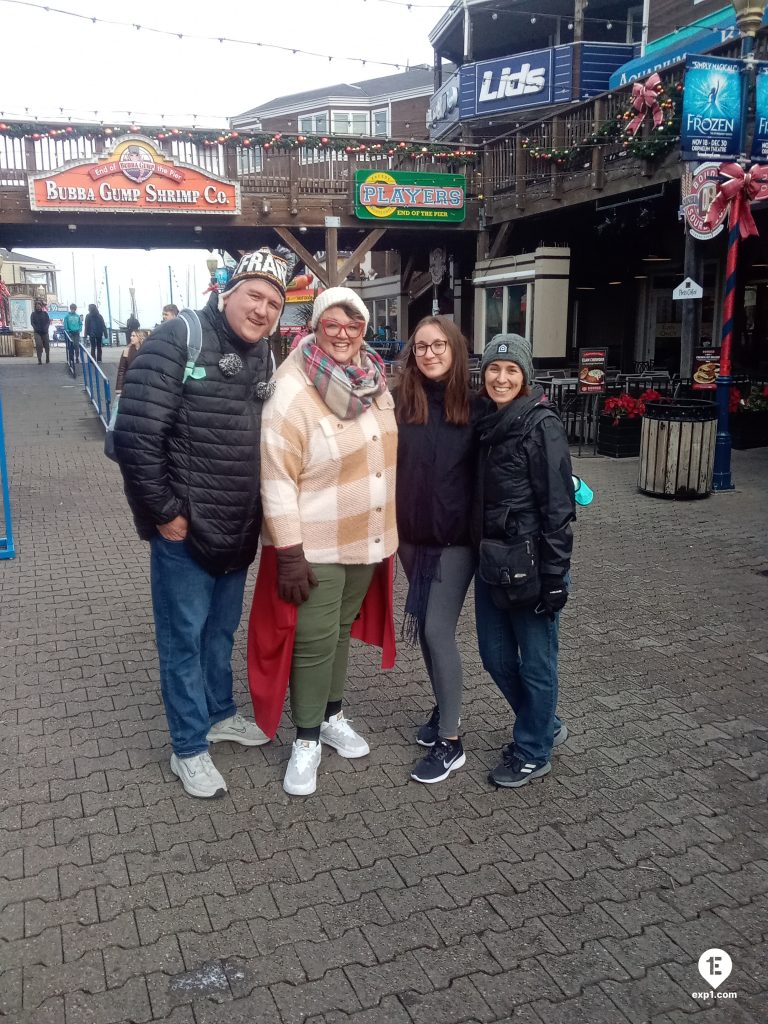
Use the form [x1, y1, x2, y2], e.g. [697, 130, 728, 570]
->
[751, 64, 768, 161]
[681, 55, 745, 162]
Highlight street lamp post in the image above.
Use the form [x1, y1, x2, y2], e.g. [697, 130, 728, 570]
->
[712, 0, 764, 491]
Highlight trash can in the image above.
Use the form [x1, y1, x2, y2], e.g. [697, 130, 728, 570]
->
[638, 398, 717, 499]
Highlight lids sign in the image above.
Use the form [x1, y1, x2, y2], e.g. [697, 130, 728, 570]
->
[681, 162, 725, 240]
[29, 135, 241, 215]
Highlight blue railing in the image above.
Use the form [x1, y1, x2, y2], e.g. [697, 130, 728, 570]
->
[63, 330, 79, 377]
[80, 344, 112, 427]
[0, 390, 16, 559]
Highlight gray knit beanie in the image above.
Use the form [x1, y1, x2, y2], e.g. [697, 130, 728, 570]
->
[480, 334, 534, 385]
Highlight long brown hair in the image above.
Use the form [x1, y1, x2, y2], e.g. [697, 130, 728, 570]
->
[395, 316, 471, 426]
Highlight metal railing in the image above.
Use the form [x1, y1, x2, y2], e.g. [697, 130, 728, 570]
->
[0, 390, 16, 559]
[80, 343, 112, 427]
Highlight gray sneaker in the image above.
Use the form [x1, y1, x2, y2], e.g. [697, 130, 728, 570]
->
[207, 712, 269, 747]
[283, 740, 322, 796]
[170, 752, 227, 799]
[553, 722, 569, 747]
[319, 711, 369, 758]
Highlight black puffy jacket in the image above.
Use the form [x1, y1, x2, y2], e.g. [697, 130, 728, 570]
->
[113, 293, 273, 576]
[30, 310, 50, 334]
[474, 387, 575, 577]
[395, 380, 479, 547]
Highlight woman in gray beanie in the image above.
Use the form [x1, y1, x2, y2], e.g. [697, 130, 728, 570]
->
[474, 334, 575, 788]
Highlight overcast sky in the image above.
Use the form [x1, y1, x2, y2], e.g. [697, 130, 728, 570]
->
[4, 0, 442, 126]
[6, 0, 446, 326]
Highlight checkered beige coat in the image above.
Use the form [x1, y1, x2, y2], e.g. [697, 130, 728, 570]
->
[260, 349, 398, 564]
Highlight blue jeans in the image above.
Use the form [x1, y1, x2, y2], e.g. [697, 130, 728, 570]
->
[150, 536, 247, 757]
[474, 574, 564, 763]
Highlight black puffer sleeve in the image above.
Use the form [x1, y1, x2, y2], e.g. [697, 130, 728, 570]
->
[113, 320, 187, 528]
[526, 414, 575, 577]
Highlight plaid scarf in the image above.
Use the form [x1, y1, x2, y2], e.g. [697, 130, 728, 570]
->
[299, 337, 388, 420]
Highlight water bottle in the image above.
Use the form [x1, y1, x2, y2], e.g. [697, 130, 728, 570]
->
[572, 475, 593, 506]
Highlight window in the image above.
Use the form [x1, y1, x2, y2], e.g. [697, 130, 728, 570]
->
[372, 108, 389, 137]
[298, 112, 328, 134]
[331, 111, 370, 135]
[483, 283, 532, 348]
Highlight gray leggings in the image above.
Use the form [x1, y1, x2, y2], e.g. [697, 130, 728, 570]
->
[398, 543, 475, 737]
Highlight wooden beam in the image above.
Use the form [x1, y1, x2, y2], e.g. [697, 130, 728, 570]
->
[326, 226, 339, 286]
[401, 253, 416, 290]
[272, 227, 329, 286]
[488, 222, 511, 260]
[336, 228, 387, 283]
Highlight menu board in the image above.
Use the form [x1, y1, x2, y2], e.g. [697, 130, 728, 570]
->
[577, 348, 608, 395]
[692, 349, 720, 390]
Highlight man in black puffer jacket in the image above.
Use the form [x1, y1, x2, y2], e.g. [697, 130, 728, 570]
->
[114, 248, 288, 799]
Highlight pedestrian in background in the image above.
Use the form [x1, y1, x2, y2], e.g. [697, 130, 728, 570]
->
[125, 312, 140, 346]
[162, 304, 179, 322]
[30, 299, 50, 365]
[394, 316, 477, 784]
[474, 335, 574, 789]
[84, 303, 106, 362]
[115, 328, 149, 396]
[259, 287, 397, 797]
[63, 303, 83, 364]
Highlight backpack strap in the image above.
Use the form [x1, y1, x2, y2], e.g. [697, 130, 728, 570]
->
[179, 308, 204, 382]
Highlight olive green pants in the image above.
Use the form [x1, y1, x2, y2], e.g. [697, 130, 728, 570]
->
[290, 563, 375, 728]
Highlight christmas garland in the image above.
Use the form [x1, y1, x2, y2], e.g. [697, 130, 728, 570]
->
[0, 121, 477, 164]
[520, 80, 682, 169]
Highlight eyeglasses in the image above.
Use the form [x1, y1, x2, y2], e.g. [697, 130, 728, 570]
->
[413, 339, 447, 357]
[318, 319, 365, 339]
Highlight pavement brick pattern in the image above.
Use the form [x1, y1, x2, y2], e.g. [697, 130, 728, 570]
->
[1, 349, 767, 1023]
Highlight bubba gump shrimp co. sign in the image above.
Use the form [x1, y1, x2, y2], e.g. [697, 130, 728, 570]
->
[28, 135, 241, 215]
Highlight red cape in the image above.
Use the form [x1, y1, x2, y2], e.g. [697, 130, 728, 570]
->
[247, 547, 396, 738]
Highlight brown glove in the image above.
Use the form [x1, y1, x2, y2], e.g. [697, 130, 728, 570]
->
[276, 544, 319, 605]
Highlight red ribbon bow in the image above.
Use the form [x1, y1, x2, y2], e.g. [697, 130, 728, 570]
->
[626, 73, 664, 137]
[705, 162, 768, 240]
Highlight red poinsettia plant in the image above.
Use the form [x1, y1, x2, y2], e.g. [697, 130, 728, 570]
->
[731, 385, 768, 413]
[602, 389, 664, 426]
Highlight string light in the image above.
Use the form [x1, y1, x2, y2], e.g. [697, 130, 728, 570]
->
[0, 0, 421, 70]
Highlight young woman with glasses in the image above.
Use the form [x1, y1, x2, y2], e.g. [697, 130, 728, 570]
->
[394, 315, 479, 784]
[259, 287, 398, 797]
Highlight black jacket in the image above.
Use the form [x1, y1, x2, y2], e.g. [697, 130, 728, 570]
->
[113, 293, 273, 576]
[84, 312, 106, 340]
[395, 380, 479, 547]
[30, 310, 50, 334]
[474, 387, 575, 578]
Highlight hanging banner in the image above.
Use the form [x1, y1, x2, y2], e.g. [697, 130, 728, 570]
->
[751, 63, 768, 161]
[29, 136, 241, 215]
[680, 55, 745, 162]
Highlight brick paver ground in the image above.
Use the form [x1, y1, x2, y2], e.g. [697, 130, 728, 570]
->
[1, 347, 767, 1024]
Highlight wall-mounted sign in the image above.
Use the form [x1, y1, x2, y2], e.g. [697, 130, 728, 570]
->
[751, 62, 768, 161]
[470, 49, 553, 116]
[29, 136, 241, 215]
[9, 297, 31, 332]
[672, 277, 704, 300]
[681, 161, 726, 240]
[427, 72, 461, 139]
[354, 170, 465, 223]
[577, 348, 607, 394]
[680, 55, 745, 162]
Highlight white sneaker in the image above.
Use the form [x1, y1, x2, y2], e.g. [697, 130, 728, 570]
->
[319, 711, 370, 758]
[283, 740, 322, 796]
[170, 752, 227, 799]
[206, 712, 269, 747]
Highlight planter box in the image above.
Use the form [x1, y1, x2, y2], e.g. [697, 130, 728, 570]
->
[597, 415, 642, 457]
[13, 333, 34, 358]
[730, 411, 768, 449]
